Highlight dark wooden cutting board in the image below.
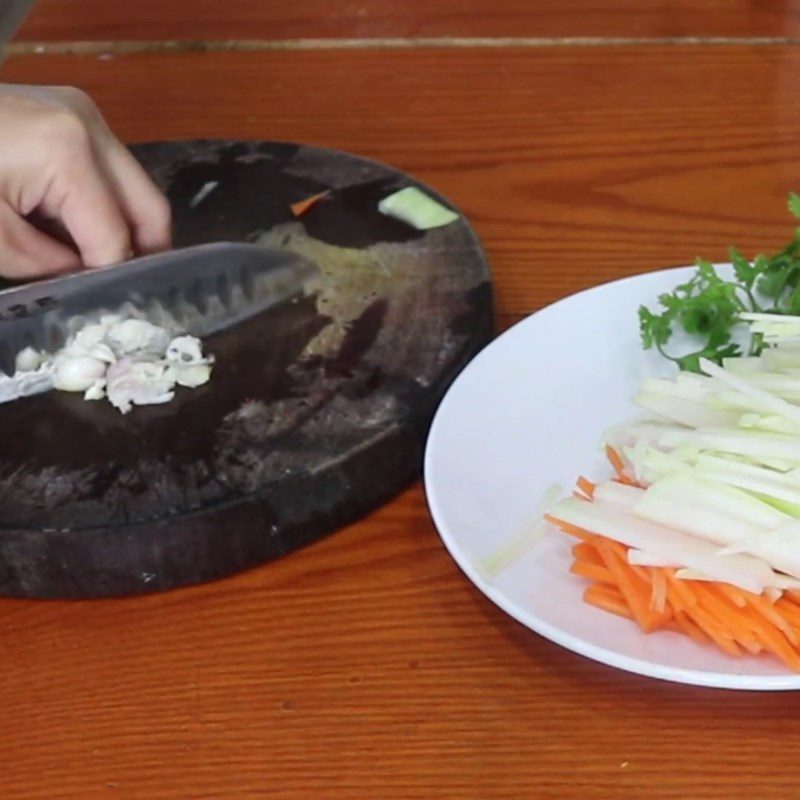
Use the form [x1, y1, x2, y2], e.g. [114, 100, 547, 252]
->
[0, 140, 492, 598]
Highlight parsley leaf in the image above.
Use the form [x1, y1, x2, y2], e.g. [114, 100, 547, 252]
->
[639, 193, 800, 370]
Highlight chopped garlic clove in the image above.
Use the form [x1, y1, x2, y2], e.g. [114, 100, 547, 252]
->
[53, 355, 107, 392]
[166, 335, 207, 365]
[166, 363, 212, 388]
[106, 319, 171, 358]
[15, 346, 44, 373]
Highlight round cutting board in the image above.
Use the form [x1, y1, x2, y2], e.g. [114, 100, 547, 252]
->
[0, 140, 492, 598]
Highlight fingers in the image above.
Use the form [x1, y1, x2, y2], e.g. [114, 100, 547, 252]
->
[0, 84, 172, 279]
[46, 119, 133, 269]
[0, 201, 81, 279]
[96, 138, 172, 255]
[52, 88, 172, 255]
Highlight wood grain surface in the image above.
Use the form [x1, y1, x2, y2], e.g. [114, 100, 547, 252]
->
[4, 46, 800, 319]
[13, 0, 800, 42]
[4, 31, 800, 800]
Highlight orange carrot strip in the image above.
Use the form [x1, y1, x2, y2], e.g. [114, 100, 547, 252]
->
[545, 515, 595, 542]
[649, 568, 668, 614]
[605, 445, 628, 479]
[741, 590, 800, 647]
[674, 610, 710, 646]
[665, 570, 698, 609]
[595, 539, 670, 633]
[786, 590, 800, 605]
[572, 543, 604, 566]
[684, 605, 743, 658]
[711, 582, 747, 609]
[693, 584, 762, 655]
[775, 599, 800, 630]
[290, 190, 330, 217]
[738, 607, 800, 672]
[604, 538, 650, 583]
[576, 476, 596, 499]
[570, 560, 614, 584]
[584, 584, 633, 620]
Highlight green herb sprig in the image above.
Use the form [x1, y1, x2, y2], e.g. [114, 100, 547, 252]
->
[639, 193, 800, 371]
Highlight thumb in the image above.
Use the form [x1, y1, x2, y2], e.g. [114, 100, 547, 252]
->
[0, 201, 81, 279]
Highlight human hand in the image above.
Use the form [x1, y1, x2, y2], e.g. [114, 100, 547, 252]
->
[0, 83, 172, 279]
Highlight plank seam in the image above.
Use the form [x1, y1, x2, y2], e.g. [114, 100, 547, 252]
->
[5, 36, 800, 56]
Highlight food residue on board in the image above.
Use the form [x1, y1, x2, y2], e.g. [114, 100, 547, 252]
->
[2, 315, 213, 414]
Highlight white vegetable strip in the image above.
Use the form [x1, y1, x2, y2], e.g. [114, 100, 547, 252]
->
[627, 549, 681, 568]
[645, 473, 790, 530]
[699, 357, 800, 428]
[659, 428, 800, 463]
[633, 392, 740, 428]
[592, 481, 644, 507]
[549, 497, 773, 593]
[634, 494, 800, 580]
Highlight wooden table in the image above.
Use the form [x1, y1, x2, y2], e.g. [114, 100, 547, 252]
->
[4, 4, 800, 798]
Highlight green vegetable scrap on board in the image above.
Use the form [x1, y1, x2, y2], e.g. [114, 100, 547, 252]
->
[639, 193, 800, 372]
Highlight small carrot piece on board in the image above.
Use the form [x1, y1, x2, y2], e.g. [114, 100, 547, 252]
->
[290, 190, 330, 217]
[576, 476, 596, 499]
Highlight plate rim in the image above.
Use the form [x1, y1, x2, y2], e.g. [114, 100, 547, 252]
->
[424, 264, 800, 691]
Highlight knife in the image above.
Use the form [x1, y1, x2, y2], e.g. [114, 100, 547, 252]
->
[0, 0, 36, 58]
[0, 242, 321, 375]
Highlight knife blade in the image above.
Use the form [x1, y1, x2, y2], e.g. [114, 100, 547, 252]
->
[0, 0, 37, 57]
[0, 242, 320, 375]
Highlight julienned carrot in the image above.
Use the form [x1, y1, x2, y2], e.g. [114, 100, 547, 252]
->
[584, 584, 632, 620]
[684, 605, 743, 658]
[742, 591, 800, 647]
[576, 476, 596, 499]
[596, 538, 670, 633]
[692, 584, 762, 655]
[665, 570, 697, 610]
[572, 542, 604, 566]
[650, 568, 668, 614]
[544, 514, 595, 542]
[604, 445, 627, 477]
[570, 561, 614, 584]
[712, 582, 747, 609]
[290, 190, 330, 217]
[604, 538, 650, 582]
[673, 610, 710, 646]
[554, 511, 800, 672]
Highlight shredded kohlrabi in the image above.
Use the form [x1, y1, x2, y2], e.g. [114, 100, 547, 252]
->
[583, 313, 800, 593]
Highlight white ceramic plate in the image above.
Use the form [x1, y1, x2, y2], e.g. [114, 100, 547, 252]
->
[424, 265, 800, 691]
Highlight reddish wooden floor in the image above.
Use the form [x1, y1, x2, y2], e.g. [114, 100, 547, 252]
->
[15, 0, 800, 41]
